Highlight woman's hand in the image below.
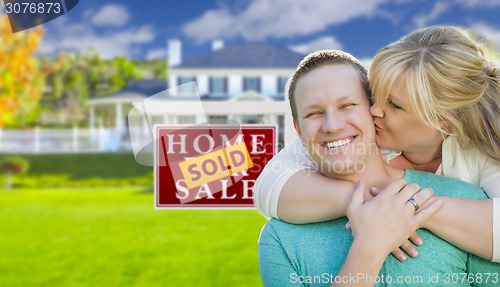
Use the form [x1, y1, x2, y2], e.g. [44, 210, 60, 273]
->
[346, 179, 443, 260]
[346, 221, 423, 261]
[371, 185, 426, 261]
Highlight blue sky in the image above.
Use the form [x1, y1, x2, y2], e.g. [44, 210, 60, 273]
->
[17, 0, 500, 64]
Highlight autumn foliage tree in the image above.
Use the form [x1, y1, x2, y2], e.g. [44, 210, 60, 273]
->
[0, 14, 45, 127]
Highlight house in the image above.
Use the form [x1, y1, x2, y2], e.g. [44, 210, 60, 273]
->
[91, 40, 305, 155]
[160, 40, 304, 144]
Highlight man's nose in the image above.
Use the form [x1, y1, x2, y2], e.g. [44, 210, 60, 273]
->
[322, 112, 345, 133]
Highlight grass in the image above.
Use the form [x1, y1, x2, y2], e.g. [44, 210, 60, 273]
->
[0, 187, 267, 287]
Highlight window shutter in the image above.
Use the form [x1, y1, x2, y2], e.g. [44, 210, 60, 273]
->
[257, 77, 261, 92]
[243, 77, 247, 91]
[224, 77, 228, 94]
[209, 77, 213, 94]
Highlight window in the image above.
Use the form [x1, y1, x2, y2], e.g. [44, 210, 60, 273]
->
[277, 76, 289, 94]
[243, 77, 260, 92]
[209, 77, 227, 95]
[177, 76, 196, 94]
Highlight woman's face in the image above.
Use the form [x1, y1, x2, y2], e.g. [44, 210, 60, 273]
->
[369, 82, 444, 155]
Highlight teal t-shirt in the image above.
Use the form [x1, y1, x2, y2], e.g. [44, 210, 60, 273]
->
[258, 170, 500, 286]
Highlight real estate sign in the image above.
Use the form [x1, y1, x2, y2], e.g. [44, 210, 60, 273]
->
[155, 125, 276, 208]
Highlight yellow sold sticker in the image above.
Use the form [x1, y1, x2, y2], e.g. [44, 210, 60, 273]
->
[179, 142, 253, 189]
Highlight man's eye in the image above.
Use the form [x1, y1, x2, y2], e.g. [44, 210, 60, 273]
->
[388, 100, 402, 110]
[340, 103, 356, 109]
[305, 112, 321, 118]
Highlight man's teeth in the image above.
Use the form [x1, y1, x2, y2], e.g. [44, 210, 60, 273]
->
[325, 138, 352, 148]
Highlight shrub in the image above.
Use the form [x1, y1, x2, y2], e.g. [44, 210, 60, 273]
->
[0, 156, 30, 188]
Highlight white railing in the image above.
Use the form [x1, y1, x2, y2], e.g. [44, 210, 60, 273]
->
[0, 127, 133, 154]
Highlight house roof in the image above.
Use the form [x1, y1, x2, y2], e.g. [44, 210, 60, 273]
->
[113, 79, 168, 97]
[172, 43, 304, 69]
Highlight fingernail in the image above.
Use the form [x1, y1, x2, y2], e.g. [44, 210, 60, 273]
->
[400, 255, 407, 261]
[416, 239, 423, 245]
[411, 250, 418, 257]
[345, 222, 351, 229]
[371, 187, 380, 191]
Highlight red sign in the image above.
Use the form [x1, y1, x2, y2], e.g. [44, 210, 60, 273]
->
[155, 125, 276, 208]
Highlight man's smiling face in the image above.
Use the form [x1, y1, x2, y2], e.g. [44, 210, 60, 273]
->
[294, 64, 375, 176]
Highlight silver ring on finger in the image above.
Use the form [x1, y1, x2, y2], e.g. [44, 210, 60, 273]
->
[407, 198, 419, 211]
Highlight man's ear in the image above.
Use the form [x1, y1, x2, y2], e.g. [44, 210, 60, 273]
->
[294, 120, 301, 137]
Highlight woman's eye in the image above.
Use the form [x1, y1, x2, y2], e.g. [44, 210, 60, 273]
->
[388, 100, 402, 110]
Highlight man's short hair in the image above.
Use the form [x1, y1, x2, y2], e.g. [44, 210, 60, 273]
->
[288, 50, 370, 123]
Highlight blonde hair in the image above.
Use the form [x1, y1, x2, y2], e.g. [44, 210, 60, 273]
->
[370, 26, 500, 162]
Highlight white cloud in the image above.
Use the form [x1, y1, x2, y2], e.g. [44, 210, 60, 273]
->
[182, 0, 387, 43]
[359, 57, 374, 70]
[39, 17, 155, 59]
[289, 36, 343, 55]
[91, 4, 130, 27]
[468, 22, 500, 50]
[454, 0, 500, 8]
[413, 2, 449, 29]
[146, 48, 168, 60]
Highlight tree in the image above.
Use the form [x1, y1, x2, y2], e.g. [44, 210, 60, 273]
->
[0, 15, 45, 127]
[40, 50, 143, 125]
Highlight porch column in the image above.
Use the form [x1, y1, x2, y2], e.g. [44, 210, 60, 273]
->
[89, 105, 95, 129]
[116, 102, 123, 131]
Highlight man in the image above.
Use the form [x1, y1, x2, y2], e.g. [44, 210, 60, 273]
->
[257, 50, 500, 286]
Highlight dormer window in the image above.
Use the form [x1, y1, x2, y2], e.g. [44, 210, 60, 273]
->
[209, 77, 227, 95]
[177, 76, 196, 94]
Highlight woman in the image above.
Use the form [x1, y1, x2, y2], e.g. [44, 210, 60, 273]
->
[254, 26, 500, 262]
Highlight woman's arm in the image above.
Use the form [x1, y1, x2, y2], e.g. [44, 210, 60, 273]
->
[424, 197, 492, 260]
[440, 140, 500, 261]
[277, 170, 355, 223]
[254, 138, 423, 260]
[332, 180, 443, 287]
[369, 186, 494, 260]
[253, 137, 355, 222]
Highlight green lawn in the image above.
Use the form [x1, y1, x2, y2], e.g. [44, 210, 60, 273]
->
[0, 187, 267, 287]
